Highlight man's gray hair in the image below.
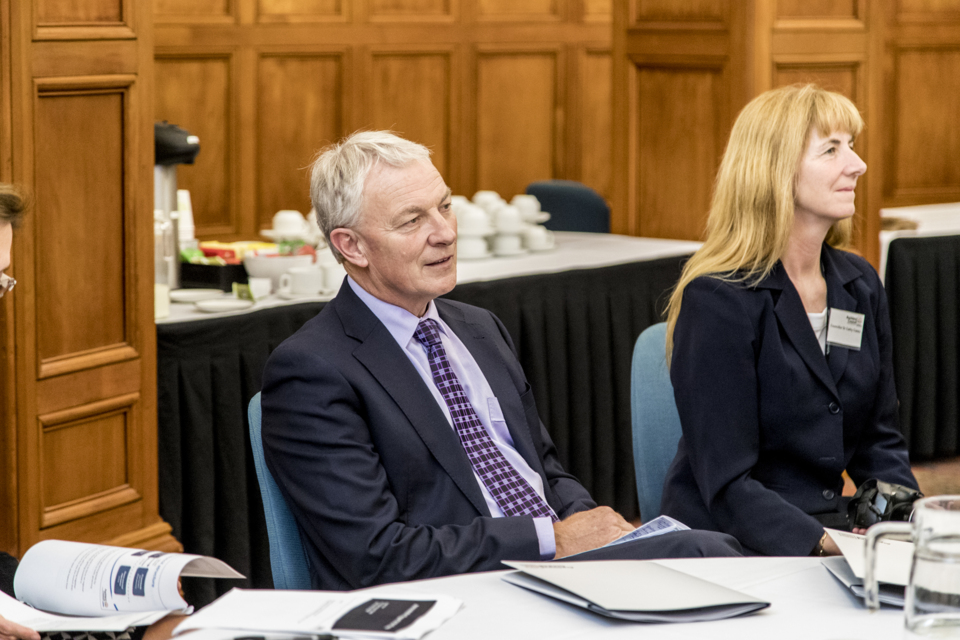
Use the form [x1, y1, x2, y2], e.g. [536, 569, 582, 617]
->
[310, 130, 432, 262]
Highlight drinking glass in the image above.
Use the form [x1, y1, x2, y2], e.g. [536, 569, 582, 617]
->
[865, 495, 960, 635]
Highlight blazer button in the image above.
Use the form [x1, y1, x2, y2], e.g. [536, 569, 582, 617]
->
[823, 489, 835, 500]
[828, 402, 840, 414]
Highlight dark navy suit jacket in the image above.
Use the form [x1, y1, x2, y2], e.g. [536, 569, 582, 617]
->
[261, 282, 595, 590]
[660, 244, 917, 556]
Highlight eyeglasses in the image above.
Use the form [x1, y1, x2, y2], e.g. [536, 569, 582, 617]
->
[0, 273, 15, 298]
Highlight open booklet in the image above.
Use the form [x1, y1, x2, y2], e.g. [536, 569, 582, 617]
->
[820, 529, 910, 607]
[1, 540, 243, 632]
[501, 560, 769, 623]
[563, 515, 690, 559]
[173, 588, 463, 640]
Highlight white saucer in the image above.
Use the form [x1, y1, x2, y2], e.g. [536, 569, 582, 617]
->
[495, 226, 526, 235]
[170, 288, 225, 303]
[493, 247, 528, 257]
[458, 225, 496, 237]
[260, 229, 308, 242]
[277, 289, 333, 300]
[194, 298, 255, 313]
[528, 212, 551, 224]
[458, 250, 493, 260]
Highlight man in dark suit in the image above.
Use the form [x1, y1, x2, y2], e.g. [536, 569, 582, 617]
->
[261, 131, 740, 591]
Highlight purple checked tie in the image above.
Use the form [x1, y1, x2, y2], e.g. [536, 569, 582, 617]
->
[414, 318, 558, 522]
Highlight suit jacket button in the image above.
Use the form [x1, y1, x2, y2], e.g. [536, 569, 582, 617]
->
[828, 402, 840, 414]
[823, 489, 835, 500]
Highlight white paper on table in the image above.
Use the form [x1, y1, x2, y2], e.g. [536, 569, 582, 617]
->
[174, 588, 463, 640]
[0, 591, 166, 633]
[825, 529, 913, 586]
[15, 540, 243, 617]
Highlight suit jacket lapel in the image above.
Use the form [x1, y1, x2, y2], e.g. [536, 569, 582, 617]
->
[759, 264, 840, 401]
[437, 303, 551, 490]
[822, 245, 862, 387]
[333, 285, 490, 517]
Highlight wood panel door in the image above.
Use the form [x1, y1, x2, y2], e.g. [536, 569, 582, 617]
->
[0, 0, 177, 555]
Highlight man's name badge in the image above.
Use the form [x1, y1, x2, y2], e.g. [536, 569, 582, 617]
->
[826, 308, 865, 351]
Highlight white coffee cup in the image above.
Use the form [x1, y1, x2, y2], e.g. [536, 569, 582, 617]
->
[279, 266, 325, 295]
[458, 237, 488, 258]
[450, 195, 470, 212]
[472, 190, 502, 209]
[272, 210, 306, 236]
[511, 194, 541, 221]
[493, 234, 523, 255]
[494, 205, 524, 232]
[247, 276, 272, 299]
[458, 204, 491, 233]
[322, 261, 347, 292]
[524, 225, 555, 251]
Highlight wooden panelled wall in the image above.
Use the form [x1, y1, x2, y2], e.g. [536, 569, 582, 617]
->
[153, 0, 613, 240]
[0, 0, 177, 555]
[613, 0, 960, 267]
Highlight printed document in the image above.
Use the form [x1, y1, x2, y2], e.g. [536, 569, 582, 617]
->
[174, 588, 463, 640]
[4, 540, 242, 631]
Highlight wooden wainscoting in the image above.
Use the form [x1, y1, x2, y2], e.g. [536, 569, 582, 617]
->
[614, 0, 960, 267]
[154, 0, 613, 241]
[883, 0, 960, 209]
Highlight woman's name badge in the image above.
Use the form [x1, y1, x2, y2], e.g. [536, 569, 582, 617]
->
[826, 308, 865, 351]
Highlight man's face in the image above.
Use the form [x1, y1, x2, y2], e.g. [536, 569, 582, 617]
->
[349, 159, 457, 316]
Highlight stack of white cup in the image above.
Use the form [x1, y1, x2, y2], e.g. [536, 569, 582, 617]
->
[511, 194, 555, 251]
[491, 205, 527, 256]
[451, 190, 556, 259]
[456, 201, 495, 260]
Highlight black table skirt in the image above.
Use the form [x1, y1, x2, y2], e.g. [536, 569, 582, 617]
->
[157, 257, 687, 605]
[885, 235, 960, 460]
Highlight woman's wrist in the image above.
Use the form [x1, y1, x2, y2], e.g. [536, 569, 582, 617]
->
[813, 531, 828, 556]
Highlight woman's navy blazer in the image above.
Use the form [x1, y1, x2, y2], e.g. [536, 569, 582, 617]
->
[660, 244, 917, 556]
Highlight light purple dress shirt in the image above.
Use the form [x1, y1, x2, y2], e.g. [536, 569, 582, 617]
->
[348, 277, 557, 559]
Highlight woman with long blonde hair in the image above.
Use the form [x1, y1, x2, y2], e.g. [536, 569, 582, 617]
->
[659, 85, 917, 556]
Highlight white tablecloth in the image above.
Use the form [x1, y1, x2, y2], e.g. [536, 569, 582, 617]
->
[880, 201, 960, 281]
[358, 557, 905, 640]
[157, 233, 702, 324]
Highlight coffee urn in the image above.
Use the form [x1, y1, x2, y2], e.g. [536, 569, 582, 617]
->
[154, 121, 200, 290]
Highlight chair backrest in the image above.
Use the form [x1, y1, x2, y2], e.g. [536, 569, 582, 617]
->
[248, 392, 312, 589]
[630, 322, 683, 523]
[525, 180, 611, 233]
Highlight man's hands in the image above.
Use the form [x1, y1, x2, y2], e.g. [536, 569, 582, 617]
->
[0, 615, 39, 640]
[553, 507, 635, 559]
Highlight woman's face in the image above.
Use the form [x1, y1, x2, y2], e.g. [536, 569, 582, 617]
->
[794, 128, 867, 225]
[0, 222, 11, 273]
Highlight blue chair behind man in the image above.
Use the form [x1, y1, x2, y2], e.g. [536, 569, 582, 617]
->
[248, 392, 312, 589]
[525, 180, 610, 233]
[630, 322, 683, 523]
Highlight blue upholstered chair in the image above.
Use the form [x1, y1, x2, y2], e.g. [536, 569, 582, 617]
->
[248, 392, 312, 589]
[630, 322, 683, 523]
[525, 180, 611, 233]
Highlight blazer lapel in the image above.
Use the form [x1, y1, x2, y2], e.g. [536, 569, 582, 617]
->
[822, 245, 862, 387]
[438, 303, 551, 488]
[759, 265, 840, 401]
[333, 286, 490, 517]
